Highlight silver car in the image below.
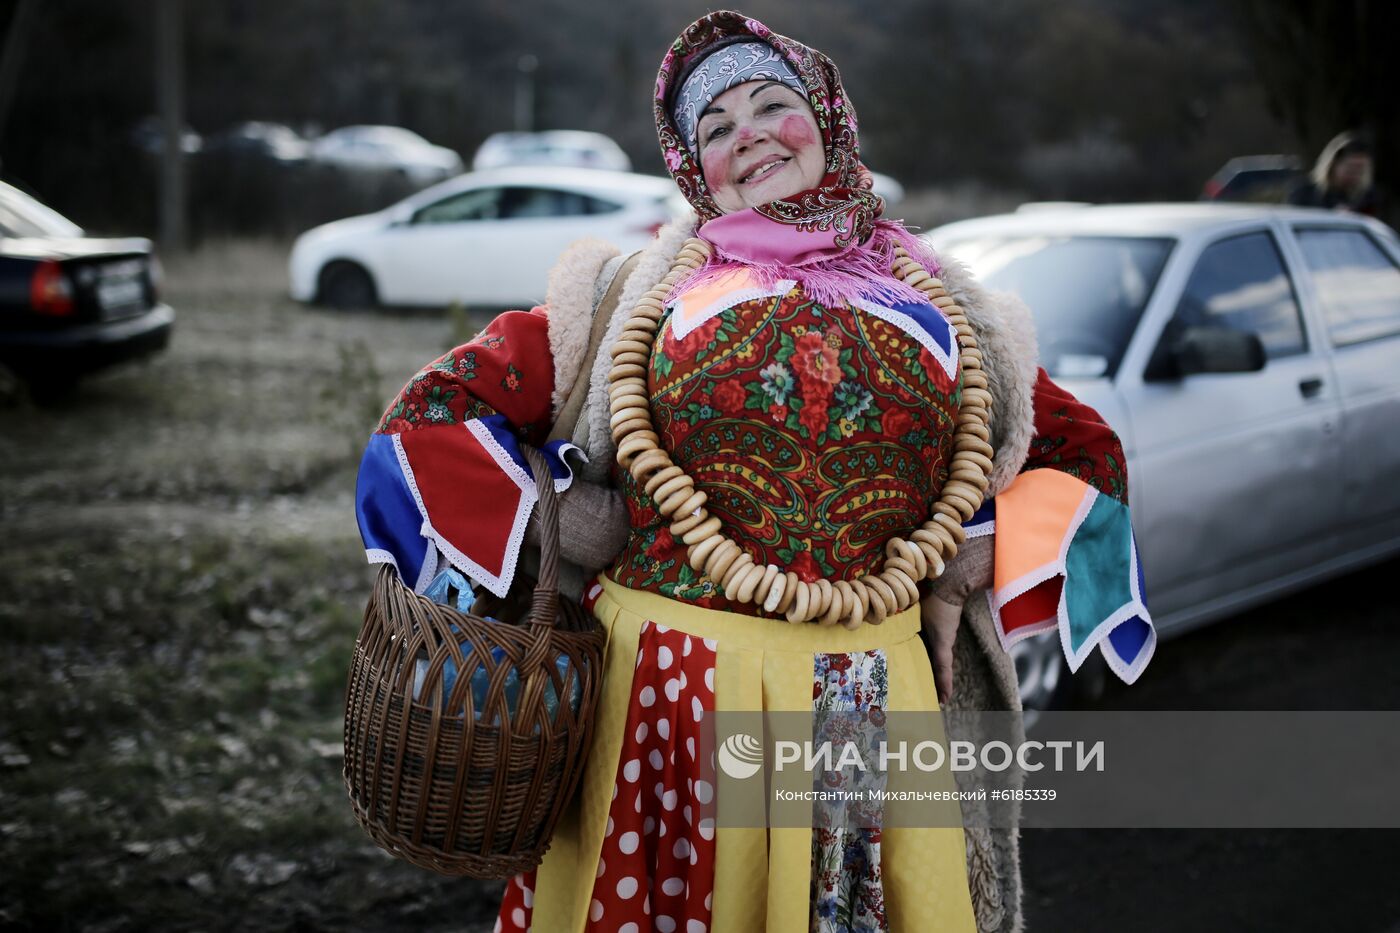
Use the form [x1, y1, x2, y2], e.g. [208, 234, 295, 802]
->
[928, 204, 1400, 708]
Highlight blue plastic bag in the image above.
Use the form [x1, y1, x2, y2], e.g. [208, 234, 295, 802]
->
[412, 568, 584, 722]
[420, 566, 477, 613]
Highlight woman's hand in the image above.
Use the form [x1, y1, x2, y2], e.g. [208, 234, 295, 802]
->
[917, 533, 994, 707]
[920, 593, 962, 707]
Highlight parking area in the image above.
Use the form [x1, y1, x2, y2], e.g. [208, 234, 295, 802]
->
[0, 240, 1396, 931]
[0, 241, 510, 931]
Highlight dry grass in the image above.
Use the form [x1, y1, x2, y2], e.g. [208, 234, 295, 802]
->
[0, 240, 504, 931]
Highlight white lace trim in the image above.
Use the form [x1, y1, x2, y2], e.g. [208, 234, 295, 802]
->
[414, 544, 439, 593]
[366, 547, 400, 573]
[848, 296, 959, 382]
[365, 539, 437, 593]
[466, 418, 534, 492]
[665, 279, 796, 342]
[964, 518, 996, 539]
[552, 442, 585, 492]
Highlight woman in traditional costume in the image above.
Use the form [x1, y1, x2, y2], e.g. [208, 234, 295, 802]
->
[355, 11, 1155, 932]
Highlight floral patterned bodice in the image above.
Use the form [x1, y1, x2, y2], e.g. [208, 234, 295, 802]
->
[609, 283, 962, 615]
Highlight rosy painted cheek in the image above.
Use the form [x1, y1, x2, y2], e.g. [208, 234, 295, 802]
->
[777, 115, 818, 151]
[701, 148, 732, 192]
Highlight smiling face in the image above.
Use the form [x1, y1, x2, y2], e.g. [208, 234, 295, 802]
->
[696, 80, 826, 214]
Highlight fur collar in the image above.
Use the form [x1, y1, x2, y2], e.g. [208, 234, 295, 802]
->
[544, 237, 621, 420]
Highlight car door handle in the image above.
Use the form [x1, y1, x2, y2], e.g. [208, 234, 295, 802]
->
[1299, 377, 1324, 398]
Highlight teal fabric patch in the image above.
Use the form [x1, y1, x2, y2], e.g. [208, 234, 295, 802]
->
[1063, 492, 1135, 655]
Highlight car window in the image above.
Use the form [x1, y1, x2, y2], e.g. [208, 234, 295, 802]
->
[411, 188, 505, 224]
[498, 187, 594, 219]
[1216, 169, 1301, 203]
[1294, 227, 1400, 347]
[1165, 231, 1306, 360]
[582, 195, 623, 215]
[0, 190, 83, 238]
[938, 235, 1172, 379]
[0, 201, 43, 237]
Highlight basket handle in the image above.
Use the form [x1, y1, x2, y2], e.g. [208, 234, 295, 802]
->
[522, 445, 562, 629]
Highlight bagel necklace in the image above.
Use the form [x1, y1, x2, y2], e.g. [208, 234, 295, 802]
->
[608, 238, 995, 628]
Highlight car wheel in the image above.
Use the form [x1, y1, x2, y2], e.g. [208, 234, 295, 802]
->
[318, 261, 377, 309]
[1008, 630, 1100, 729]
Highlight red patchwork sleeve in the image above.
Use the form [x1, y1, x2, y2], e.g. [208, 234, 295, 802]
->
[1020, 367, 1128, 504]
[376, 307, 555, 442]
[356, 307, 573, 598]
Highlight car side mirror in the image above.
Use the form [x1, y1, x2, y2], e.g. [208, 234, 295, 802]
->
[1170, 326, 1266, 377]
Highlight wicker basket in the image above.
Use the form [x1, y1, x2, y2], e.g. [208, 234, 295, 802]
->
[343, 446, 605, 878]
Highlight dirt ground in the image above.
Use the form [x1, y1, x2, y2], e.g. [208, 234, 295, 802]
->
[1, 240, 1397, 931]
[1022, 553, 1400, 933]
[0, 241, 508, 932]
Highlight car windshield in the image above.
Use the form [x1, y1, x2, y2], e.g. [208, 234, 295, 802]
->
[0, 187, 84, 238]
[936, 234, 1173, 378]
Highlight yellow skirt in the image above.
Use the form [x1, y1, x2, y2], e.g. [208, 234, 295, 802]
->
[500, 576, 977, 933]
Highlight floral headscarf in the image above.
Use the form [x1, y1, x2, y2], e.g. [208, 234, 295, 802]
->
[671, 40, 807, 155]
[655, 11, 883, 250]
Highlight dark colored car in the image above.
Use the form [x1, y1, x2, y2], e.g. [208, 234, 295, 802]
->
[1201, 155, 1303, 203]
[0, 180, 173, 395]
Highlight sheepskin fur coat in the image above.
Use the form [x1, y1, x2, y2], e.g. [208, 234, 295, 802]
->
[539, 217, 1037, 933]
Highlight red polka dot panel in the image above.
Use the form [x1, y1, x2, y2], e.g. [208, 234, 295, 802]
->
[496, 619, 719, 932]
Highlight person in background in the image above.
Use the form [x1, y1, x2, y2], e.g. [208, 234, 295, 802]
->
[1288, 131, 1379, 216]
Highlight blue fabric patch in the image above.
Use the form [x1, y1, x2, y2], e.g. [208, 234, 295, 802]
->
[356, 432, 429, 587]
[1105, 534, 1152, 665]
[887, 298, 954, 356]
[962, 497, 996, 529]
[1107, 614, 1151, 665]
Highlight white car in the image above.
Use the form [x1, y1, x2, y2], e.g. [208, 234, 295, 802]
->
[309, 125, 463, 185]
[289, 167, 677, 308]
[928, 203, 1400, 709]
[473, 130, 632, 173]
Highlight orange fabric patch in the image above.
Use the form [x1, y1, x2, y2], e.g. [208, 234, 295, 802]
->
[992, 468, 1093, 590]
[666, 264, 778, 337]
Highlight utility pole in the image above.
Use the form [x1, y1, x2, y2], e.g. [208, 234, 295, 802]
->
[155, 0, 186, 251]
[514, 54, 537, 132]
[0, 0, 39, 152]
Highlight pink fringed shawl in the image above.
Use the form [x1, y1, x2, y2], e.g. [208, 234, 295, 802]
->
[670, 208, 940, 310]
